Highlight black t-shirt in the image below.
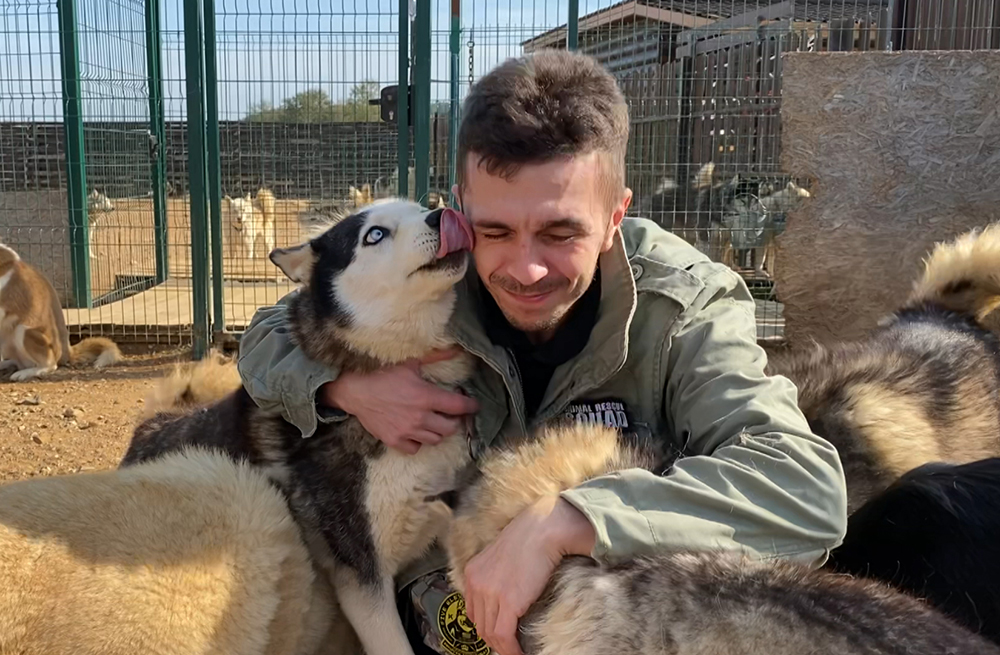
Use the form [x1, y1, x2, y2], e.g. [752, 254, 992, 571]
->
[479, 270, 601, 420]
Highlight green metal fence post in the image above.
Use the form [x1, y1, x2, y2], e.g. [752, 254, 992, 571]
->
[203, 0, 225, 336]
[145, 0, 169, 284]
[413, 0, 431, 205]
[448, 1, 460, 204]
[56, 0, 92, 309]
[567, 0, 579, 50]
[398, 0, 410, 195]
[184, 0, 211, 359]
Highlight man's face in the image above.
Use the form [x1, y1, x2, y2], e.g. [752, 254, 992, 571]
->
[454, 152, 631, 341]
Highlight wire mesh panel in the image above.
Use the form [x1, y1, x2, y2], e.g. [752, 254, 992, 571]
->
[200, 0, 405, 333]
[0, 0, 182, 346]
[0, 0, 78, 322]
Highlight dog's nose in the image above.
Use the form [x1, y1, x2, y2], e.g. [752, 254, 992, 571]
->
[425, 208, 444, 230]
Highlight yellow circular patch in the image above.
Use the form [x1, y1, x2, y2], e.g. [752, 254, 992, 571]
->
[437, 591, 491, 655]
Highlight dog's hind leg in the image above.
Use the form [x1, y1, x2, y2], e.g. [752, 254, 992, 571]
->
[264, 221, 276, 256]
[8, 326, 57, 381]
[334, 569, 416, 655]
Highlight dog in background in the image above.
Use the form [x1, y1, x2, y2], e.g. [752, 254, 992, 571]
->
[826, 457, 1000, 646]
[86, 189, 115, 259]
[225, 187, 276, 259]
[0, 243, 121, 381]
[122, 200, 477, 655]
[721, 177, 811, 278]
[374, 166, 449, 209]
[444, 421, 999, 655]
[349, 184, 374, 208]
[765, 223, 1000, 513]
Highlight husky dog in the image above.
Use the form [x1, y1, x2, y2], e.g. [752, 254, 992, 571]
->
[225, 187, 276, 259]
[827, 457, 1000, 646]
[349, 184, 374, 208]
[87, 188, 114, 214]
[0, 446, 342, 655]
[765, 223, 1000, 513]
[138, 350, 242, 422]
[86, 188, 115, 259]
[374, 166, 449, 209]
[722, 178, 811, 278]
[445, 422, 1000, 655]
[121, 199, 477, 655]
[754, 178, 810, 277]
[0, 243, 121, 381]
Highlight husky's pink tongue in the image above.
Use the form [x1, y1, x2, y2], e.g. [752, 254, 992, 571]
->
[437, 208, 475, 258]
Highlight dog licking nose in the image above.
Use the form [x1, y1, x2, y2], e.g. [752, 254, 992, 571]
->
[437, 208, 475, 258]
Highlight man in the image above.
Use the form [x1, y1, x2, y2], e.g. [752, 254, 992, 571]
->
[238, 50, 847, 655]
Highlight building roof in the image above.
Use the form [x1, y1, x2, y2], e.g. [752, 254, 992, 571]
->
[521, 0, 889, 49]
[643, 0, 889, 22]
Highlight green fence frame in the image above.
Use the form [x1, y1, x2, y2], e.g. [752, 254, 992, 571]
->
[174, 0, 589, 357]
[57, 0, 171, 311]
[56, 0, 91, 310]
[183, 0, 212, 359]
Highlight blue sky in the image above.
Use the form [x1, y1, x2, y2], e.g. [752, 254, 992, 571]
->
[0, 0, 617, 122]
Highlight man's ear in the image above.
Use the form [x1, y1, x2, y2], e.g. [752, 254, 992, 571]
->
[269, 241, 316, 284]
[602, 188, 631, 252]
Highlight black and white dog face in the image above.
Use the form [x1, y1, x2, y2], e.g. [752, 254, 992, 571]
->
[270, 198, 474, 334]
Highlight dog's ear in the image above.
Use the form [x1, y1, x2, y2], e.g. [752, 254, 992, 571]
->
[693, 162, 715, 189]
[270, 242, 316, 284]
[224, 195, 233, 206]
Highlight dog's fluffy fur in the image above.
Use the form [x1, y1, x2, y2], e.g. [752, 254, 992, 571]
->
[139, 350, 242, 421]
[226, 187, 277, 259]
[0, 447, 347, 655]
[446, 422, 1000, 655]
[122, 199, 475, 655]
[826, 458, 1000, 646]
[0, 243, 121, 381]
[765, 223, 1000, 513]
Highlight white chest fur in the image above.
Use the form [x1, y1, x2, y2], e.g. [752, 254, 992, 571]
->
[365, 426, 471, 574]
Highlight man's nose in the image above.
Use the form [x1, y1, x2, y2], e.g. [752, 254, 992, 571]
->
[506, 242, 549, 286]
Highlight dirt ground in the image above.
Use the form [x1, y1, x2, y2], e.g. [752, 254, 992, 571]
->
[0, 347, 195, 482]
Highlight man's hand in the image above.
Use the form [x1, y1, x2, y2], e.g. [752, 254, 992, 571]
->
[463, 496, 596, 655]
[320, 347, 480, 454]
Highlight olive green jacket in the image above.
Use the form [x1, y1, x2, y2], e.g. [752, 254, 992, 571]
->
[237, 217, 848, 581]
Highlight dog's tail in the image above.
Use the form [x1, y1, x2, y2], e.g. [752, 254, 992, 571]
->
[141, 351, 241, 420]
[905, 223, 1000, 322]
[256, 187, 276, 225]
[70, 337, 122, 369]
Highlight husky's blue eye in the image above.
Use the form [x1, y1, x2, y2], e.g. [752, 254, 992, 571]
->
[363, 227, 386, 245]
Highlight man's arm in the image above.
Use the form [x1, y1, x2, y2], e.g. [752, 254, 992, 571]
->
[237, 292, 479, 446]
[237, 290, 344, 438]
[560, 266, 848, 567]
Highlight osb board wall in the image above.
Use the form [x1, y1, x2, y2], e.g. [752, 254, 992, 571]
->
[777, 51, 1000, 345]
[0, 191, 72, 306]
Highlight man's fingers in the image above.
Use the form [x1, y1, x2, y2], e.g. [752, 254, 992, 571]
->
[416, 346, 461, 366]
[493, 611, 523, 655]
[420, 412, 462, 439]
[427, 386, 480, 417]
[386, 437, 422, 455]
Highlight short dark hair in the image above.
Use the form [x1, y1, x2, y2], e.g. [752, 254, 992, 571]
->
[455, 49, 630, 204]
